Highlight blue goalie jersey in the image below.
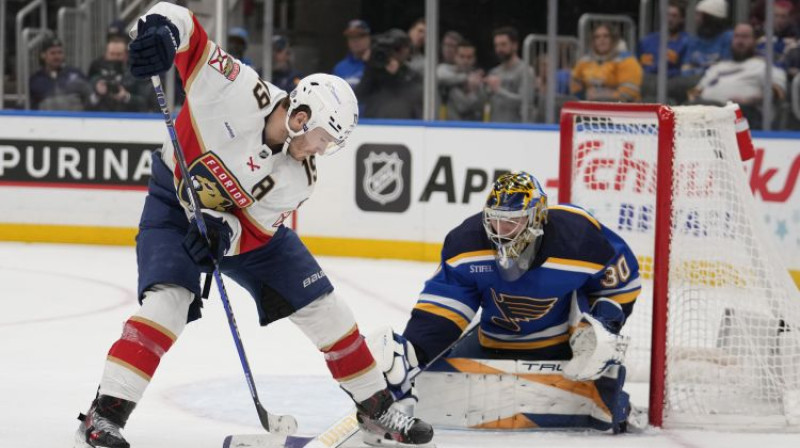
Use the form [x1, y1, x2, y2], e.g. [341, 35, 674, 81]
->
[403, 205, 641, 364]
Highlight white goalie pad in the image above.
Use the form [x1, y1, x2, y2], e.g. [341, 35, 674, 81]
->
[414, 358, 623, 430]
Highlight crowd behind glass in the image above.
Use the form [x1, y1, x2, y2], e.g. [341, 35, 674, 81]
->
[9, 0, 800, 130]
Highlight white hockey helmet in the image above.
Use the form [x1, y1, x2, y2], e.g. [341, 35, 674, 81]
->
[284, 73, 359, 155]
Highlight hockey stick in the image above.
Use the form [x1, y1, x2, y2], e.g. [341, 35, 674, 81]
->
[151, 76, 297, 435]
[300, 319, 482, 448]
[223, 318, 481, 447]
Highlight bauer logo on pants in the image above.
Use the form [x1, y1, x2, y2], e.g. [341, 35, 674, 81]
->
[355, 144, 411, 212]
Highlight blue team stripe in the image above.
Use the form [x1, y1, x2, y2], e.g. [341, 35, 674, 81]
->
[417, 299, 472, 324]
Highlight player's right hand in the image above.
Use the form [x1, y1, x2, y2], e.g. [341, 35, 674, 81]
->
[182, 213, 232, 273]
[129, 14, 180, 79]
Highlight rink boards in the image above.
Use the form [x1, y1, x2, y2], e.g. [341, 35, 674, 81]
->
[0, 111, 797, 286]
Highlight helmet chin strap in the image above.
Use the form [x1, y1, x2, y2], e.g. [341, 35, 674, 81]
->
[280, 136, 292, 156]
[283, 114, 303, 156]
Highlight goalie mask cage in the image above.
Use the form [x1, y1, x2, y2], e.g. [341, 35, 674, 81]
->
[558, 102, 800, 429]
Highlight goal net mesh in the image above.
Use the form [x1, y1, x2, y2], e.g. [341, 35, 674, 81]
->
[564, 104, 800, 427]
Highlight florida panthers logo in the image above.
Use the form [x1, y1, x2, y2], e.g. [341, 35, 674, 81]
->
[179, 152, 254, 211]
[490, 289, 558, 332]
[192, 175, 233, 211]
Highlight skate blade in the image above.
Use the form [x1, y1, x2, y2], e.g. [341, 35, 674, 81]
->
[361, 433, 435, 448]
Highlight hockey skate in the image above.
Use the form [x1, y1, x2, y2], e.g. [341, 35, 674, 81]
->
[74, 395, 136, 448]
[356, 389, 434, 447]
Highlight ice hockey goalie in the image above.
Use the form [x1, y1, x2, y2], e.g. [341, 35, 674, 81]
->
[368, 171, 641, 434]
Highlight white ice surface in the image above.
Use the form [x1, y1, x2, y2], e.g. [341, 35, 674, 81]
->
[1, 242, 798, 448]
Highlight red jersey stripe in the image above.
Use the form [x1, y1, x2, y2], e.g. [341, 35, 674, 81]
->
[173, 100, 205, 179]
[173, 13, 208, 86]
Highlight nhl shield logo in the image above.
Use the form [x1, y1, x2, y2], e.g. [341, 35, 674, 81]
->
[355, 144, 411, 212]
[363, 152, 404, 205]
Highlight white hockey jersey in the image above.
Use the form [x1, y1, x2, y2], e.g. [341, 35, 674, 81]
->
[142, 2, 316, 255]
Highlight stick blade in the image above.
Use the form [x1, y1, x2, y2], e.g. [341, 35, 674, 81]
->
[256, 404, 298, 435]
[222, 434, 314, 448]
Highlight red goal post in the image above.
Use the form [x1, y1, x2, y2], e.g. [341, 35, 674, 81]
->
[558, 101, 800, 429]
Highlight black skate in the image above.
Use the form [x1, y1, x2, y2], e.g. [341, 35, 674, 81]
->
[75, 395, 136, 448]
[356, 389, 434, 447]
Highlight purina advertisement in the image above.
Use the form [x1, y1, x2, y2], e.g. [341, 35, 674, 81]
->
[0, 112, 797, 285]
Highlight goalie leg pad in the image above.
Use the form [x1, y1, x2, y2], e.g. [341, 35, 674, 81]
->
[366, 326, 420, 404]
[415, 358, 632, 432]
[591, 364, 631, 434]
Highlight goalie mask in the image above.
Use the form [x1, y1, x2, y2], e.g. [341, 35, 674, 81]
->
[483, 172, 548, 282]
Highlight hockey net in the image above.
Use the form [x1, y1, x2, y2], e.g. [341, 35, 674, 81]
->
[559, 102, 800, 429]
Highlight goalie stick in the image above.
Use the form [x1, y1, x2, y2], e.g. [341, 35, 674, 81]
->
[151, 76, 297, 435]
[223, 318, 482, 448]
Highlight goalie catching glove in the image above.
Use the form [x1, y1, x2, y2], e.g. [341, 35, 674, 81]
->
[564, 299, 630, 381]
[366, 326, 420, 405]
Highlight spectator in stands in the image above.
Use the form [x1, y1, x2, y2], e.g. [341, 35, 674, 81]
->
[407, 18, 426, 76]
[440, 31, 463, 66]
[29, 36, 90, 110]
[681, 0, 733, 76]
[688, 23, 786, 128]
[333, 19, 371, 88]
[106, 20, 130, 43]
[445, 40, 485, 121]
[355, 28, 422, 119]
[271, 35, 304, 93]
[436, 31, 465, 114]
[754, 0, 800, 67]
[485, 26, 533, 122]
[228, 27, 254, 67]
[533, 53, 572, 122]
[570, 23, 643, 102]
[638, 1, 690, 101]
[87, 35, 152, 112]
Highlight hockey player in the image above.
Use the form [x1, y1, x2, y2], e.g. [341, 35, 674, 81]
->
[369, 172, 640, 433]
[74, 3, 432, 448]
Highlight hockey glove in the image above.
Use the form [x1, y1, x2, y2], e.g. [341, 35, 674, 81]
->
[563, 313, 629, 381]
[129, 14, 180, 79]
[182, 214, 232, 273]
[366, 326, 420, 404]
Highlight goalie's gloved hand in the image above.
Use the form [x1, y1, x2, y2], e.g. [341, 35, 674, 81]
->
[129, 14, 180, 79]
[564, 313, 629, 381]
[366, 326, 420, 403]
[182, 214, 232, 273]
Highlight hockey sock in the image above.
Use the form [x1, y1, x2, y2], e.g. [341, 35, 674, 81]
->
[290, 293, 387, 402]
[323, 326, 386, 402]
[99, 285, 193, 402]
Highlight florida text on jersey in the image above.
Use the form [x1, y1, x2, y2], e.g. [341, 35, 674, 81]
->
[403, 205, 641, 362]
